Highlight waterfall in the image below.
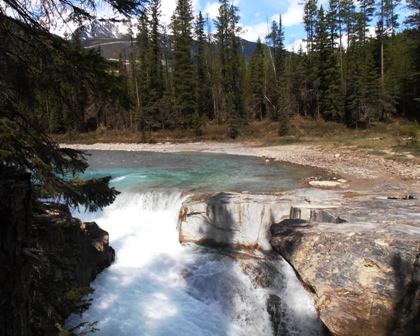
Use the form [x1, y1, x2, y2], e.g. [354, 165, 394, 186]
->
[66, 188, 323, 335]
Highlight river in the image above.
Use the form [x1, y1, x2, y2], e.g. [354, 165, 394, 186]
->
[65, 151, 324, 335]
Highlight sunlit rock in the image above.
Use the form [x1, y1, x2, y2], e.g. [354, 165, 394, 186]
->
[270, 196, 420, 336]
[178, 192, 293, 251]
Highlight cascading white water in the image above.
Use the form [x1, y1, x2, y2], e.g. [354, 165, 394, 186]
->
[66, 188, 324, 336]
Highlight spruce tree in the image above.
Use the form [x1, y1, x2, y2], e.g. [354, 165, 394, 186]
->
[303, 0, 319, 53]
[248, 37, 266, 121]
[194, 11, 213, 121]
[214, 0, 244, 138]
[171, 0, 195, 127]
[145, 0, 165, 130]
[135, 10, 149, 132]
[0, 0, 144, 211]
[404, 0, 420, 119]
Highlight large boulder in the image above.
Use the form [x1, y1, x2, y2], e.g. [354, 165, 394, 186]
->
[35, 211, 115, 288]
[178, 188, 420, 336]
[270, 196, 420, 336]
[178, 192, 294, 250]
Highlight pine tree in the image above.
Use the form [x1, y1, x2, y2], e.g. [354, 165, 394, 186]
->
[214, 0, 244, 138]
[171, 0, 195, 127]
[303, 0, 319, 53]
[135, 10, 149, 131]
[404, 0, 420, 119]
[248, 37, 266, 121]
[145, 0, 165, 130]
[194, 11, 213, 121]
[0, 0, 143, 212]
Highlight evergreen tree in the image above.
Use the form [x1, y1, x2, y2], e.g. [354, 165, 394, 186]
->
[303, 0, 319, 53]
[194, 11, 213, 121]
[145, 0, 165, 130]
[135, 10, 149, 132]
[171, 0, 195, 127]
[346, 38, 380, 126]
[404, 0, 420, 119]
[356, 0, 376, 44]
[266, 16, 290, 132]
[0, 0, 143, 211]
[214, 0, 244, 138]
[248, 37, 266, 121]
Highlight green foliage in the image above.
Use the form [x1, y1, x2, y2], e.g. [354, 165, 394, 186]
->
[191, 110, 203, 136]
[214, 0, 245, 124]
[171, 0, 196, 126]
[3, 0, 420, 145]
[0, 3, 130, 213]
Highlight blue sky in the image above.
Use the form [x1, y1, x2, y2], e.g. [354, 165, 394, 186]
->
[156, 0, 409, 51]
[168, 0, 308, 50]
[87, 0, 410, 50]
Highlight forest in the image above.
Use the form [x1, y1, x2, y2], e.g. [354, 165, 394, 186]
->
[2, 0, 420, 142]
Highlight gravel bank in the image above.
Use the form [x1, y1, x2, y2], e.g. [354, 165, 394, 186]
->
[61, 142, 420, 191]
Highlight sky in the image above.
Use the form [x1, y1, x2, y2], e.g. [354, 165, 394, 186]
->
[93, 0, 314, 50]
[155, 0, 309, 51]
[155, 0, 410, 51]
[47, 0, 410, 51]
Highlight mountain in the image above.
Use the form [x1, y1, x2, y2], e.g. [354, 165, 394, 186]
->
[76, 19, 258, 62]
[76, 18, 132, 40]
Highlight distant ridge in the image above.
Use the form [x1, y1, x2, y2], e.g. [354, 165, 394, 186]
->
[76, 18, 259, 62]
[76, 18, 132, 40]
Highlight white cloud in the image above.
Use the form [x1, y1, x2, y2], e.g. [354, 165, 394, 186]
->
[204, 1, 220, 20]
[160, 0, 176, 25]
[240, 21, 271, 42]
[285, 38, 306, 52]
[281, 0, 304, 27]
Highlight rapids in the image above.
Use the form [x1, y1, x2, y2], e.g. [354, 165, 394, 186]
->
[65, 151, 324, 335]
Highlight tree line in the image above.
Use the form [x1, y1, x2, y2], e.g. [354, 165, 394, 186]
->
[4, 0, 420, 141]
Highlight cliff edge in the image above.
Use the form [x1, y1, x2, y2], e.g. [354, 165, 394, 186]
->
[0, 172, 115, 335]
[178, 187, 420, 336]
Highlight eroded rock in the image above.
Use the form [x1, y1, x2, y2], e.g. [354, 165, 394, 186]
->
[180, 188, 420, 336]
[178, 192, 293, 250]
[270, 201, 420, 336]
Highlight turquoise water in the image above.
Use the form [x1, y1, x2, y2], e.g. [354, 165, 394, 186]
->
[66, 151, 324, 335]
[81, 150, 319, 193]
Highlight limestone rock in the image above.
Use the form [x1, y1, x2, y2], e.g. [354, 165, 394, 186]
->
[178, 192, 293, 250]
[270, 215, 420, 336]
[179, 188, 420, 335]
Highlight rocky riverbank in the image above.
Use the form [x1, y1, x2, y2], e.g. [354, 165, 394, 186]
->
[62, 141, 420, 335]
[178, 186, 420, 336]
[62, 142, 420, 191]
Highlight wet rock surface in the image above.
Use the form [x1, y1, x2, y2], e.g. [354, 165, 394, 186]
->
[179, 184, 420, 336]
[271, 187, 420, 336]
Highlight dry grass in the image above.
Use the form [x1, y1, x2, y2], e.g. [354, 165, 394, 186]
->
[53, 117, 420, 158]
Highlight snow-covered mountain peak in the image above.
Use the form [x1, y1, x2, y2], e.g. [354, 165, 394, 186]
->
[76, 18, 133, 39]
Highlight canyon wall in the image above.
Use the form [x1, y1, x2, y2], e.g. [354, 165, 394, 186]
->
[0, 172, 114, 335]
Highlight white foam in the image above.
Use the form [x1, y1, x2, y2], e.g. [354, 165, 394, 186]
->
[67, 189, 323, 335]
